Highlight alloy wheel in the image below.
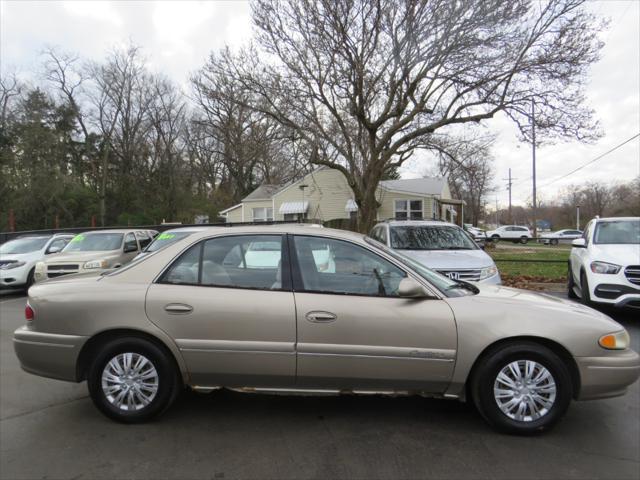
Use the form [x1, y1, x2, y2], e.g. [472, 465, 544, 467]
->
[101, 352, 159, 411]
[493, 360, 557, 422]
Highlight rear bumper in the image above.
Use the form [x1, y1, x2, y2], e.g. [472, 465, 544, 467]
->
[13, 327, 88, 382]
[576, 350, 640, 400]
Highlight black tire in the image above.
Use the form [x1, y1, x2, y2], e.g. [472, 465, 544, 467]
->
[470, 342, 572, 435]
[550, 239, 559, 246]
[491, 235, 500, 243]
[520, 236, 528, 244]
[87, 337, 181, 423]
[580, 271, 592, 306]
[567, 263, 578, 299]
[25, 268, 35, 291]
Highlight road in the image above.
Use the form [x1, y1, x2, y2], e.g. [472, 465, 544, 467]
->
[1, 291, 638, 480]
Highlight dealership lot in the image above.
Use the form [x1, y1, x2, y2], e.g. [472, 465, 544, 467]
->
[1, 292, 638, 480]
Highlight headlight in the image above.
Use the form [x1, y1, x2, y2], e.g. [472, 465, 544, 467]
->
[590, 261, 621, 274]
[84, 259, 108, 269]
[599, 330, 630, 350]
[479, 265, 498, 280]
[0, 261, 26, 270]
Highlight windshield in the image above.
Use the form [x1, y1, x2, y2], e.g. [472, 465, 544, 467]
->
[390, 225, 478, 250]
[593, 220, 640, 245]
[0, 236, 49, 254]
[365, 238, 475, 297]
[145, 232, 194, 253]
[63, 233, 124, 252]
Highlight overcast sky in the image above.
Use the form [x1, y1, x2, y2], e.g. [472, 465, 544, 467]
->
[1, 0, 638, 209]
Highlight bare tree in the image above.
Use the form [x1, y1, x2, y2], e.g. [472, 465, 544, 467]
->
[432, 133, 496, 225]
[211, 0, 604, 231]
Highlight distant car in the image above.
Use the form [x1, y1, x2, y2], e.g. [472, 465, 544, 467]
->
[34, 229, 145, 282]
[370, 220, 501, 284]
[0, 234, 74, 290]
[568, 217, 640, 308]
[464, 225, 487, 242]
[486, 226, 532, 244]
[541, 229, 583, 245]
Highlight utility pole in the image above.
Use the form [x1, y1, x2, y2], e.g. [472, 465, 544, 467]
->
[576, 205, 581, 230]
[502, 168, 516, 224]
[495, 196, 499, 227]
[531, 98, 538, 239]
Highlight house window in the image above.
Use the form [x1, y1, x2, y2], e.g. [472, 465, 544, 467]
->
[284, 213, 307, 221]
[394, 199, 422, 220]
[252, 207, 273, 222]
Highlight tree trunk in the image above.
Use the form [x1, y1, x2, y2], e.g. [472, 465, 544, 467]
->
[355, 178, 381, 234]
[99, 143, 110, 227]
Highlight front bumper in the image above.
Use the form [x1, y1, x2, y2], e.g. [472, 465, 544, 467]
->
[13, 326, 88, 382]
[0, 265, 30, 288]
[575, 349, 640, 400]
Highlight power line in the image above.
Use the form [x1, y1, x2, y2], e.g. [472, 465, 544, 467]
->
[538, 133, 640, 188]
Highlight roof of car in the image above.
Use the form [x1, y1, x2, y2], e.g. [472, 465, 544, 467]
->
[76, 229, 146, 235]
[594, 217, 639, 222]
[375, 220, 460, 228]
[172, 224, 366, 243]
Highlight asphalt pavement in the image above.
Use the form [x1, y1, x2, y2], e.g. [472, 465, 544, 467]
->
[0, 291, 638, 480]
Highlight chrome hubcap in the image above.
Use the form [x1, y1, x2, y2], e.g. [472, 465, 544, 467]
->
[493, 360, 556, 422]
[101, 353, 159, 411]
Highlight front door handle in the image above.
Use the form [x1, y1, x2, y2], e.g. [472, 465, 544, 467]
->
[305, 311, 337, 323]
[164, 303, 193, 314]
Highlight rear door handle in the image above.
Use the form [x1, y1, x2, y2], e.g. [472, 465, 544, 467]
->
[164, 303, 193, 314]
[305, 311, 337, 323]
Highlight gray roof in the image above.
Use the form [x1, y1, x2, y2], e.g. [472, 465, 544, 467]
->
[380, 177, 447, 196]
[242, 184, 284, 201]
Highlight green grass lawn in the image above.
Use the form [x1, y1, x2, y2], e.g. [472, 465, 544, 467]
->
[488, 244, 569, 281]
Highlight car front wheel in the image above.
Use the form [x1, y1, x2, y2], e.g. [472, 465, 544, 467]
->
[471, 342, 572, 435]
[87, 337, 181, 423]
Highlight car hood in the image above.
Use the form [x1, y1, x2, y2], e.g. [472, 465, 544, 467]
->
[468, 283, 618, 326]
[44, 251, 119, 264]
[586, 244, 640, 265]
[398, 249, 493, 270]
[0, 251, 41, 262]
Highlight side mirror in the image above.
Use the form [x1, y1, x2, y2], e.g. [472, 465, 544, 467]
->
[397, 278, 431, 298]
[123, 243, 138, 253]
[46, 246, 61, 254]
[572, 238, 586, 248]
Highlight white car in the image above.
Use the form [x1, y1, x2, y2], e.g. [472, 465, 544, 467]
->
[541, 229, 583, 245]
[569, 217, 640, 308]
[369, 220, 501, 284]
[0, 234, 74, 290]
[486, 225, 532, 244]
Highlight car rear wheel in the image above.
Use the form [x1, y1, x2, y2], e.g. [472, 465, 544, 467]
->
[471, 342, 572, 435]
[519, 236, 528, 244]
[87, 337, 180, 423]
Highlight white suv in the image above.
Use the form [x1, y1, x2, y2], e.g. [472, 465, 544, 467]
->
[485, 225, 532, 244]
[568, 217, 640, 308]
[0, 234, 74, 290]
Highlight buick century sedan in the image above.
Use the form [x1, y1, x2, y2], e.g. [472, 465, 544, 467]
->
[14, 226, 640, 434]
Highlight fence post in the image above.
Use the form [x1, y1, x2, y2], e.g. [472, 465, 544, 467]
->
[8, 209, 15, 232]
[91, 215, 96, 228]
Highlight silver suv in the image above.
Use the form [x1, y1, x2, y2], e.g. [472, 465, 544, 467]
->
[369, 220, 501, 284]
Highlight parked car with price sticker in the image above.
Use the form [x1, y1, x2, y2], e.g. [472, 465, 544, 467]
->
[34, 229, 148, 282]
[369, 220, 501, 284]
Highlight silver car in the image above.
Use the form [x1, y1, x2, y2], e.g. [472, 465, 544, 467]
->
[370, 220, 501, 284]
[14, 225, 639, 434]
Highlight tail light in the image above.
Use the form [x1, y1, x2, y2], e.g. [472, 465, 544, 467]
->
[25, 303, 34, 321]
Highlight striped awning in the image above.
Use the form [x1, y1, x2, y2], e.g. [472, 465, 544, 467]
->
[345, 199, 358, 212]
[279, 201, 309, 214]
